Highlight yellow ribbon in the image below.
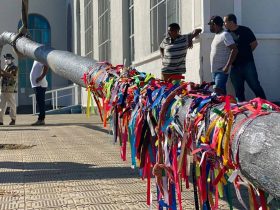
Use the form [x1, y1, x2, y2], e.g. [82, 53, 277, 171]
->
[223, 111, 233, 166]
[214, 169, 224, 198]
[217, 128, 224, 157]
[205, 118, 219, 143]
[144, 73, 154, 83]
[86, 87, 91, 118]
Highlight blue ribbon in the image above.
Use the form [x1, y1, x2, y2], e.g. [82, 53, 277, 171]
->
[171, 183, 177, 210]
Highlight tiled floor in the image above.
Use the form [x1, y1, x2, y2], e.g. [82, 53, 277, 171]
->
[0, 114, 278, 210]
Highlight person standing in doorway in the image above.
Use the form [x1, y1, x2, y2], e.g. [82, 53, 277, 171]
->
[0, 54, 18, 125]
[209, 16, 238, 95]
[160, 23, 202, 82]
[30, 60, 48, 125]
[223, 14, 266, 102]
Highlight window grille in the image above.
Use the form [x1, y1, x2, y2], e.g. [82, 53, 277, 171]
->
[150, 0, 180, 52]
[129, 0, 135, 63]
[84, 0, 93, 58]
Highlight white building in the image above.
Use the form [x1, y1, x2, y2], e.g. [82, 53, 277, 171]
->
[0, 0, 72, 110]
[72, 0, 280, 104]
[1, 0, 279, 111]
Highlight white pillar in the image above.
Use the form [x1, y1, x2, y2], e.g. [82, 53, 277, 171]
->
[93, 0, 99, 60]
[201, 0, 210, 33]
[133, 0, 151, 62]
[110, 0, 127, 65]
[234, 0, 242, 24]
[80, 0, 85, 57]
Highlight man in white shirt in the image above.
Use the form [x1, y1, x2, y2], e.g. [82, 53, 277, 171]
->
[30, 60, 48, 125]
[209, 16, 238, 95]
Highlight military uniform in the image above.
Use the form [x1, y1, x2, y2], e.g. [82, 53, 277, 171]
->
[0, 63, 18, 124]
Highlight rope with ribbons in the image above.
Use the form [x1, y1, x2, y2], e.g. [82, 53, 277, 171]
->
[82, 62, 280, 210]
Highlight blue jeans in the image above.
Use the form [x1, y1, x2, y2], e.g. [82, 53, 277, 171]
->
[212, 71, 229, 95]
[230, 61, 266, 102]
[33, 87, 47, 121]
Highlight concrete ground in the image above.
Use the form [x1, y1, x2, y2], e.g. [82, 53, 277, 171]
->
[0, 114, 278, 210]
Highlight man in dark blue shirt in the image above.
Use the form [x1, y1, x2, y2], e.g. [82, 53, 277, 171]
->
[223, 14, 266, 102]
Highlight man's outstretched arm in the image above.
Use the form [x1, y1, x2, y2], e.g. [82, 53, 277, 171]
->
[190, 28, 202, 40]
[188, 28, 202, 49]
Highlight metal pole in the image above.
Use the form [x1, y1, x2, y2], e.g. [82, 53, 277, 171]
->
[51, 92, 55, 110]
[0, 32, 96, 87]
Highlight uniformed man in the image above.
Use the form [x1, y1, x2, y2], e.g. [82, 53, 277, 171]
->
[0, 54, 18, 125]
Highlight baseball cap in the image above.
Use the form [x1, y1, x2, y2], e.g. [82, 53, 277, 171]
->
[208, 16, 223, 27]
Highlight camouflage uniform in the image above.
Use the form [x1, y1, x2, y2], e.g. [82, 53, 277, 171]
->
[0, 63, 18, 124]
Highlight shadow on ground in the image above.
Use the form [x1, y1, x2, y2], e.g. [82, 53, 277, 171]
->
[0, 161, 279, 209]
[0, 123, 111, 134]
[0, 161, 136, 183]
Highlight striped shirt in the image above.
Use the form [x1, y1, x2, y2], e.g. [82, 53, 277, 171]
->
[160, 34, 191, 74]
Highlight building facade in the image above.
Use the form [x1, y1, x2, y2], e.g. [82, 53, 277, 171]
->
[73, 0, 280, 105]
[0, 0, 72, 109]
[2, 0, 279, 108]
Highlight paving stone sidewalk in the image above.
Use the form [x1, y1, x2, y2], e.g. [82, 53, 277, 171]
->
[0, 114, 278, 210]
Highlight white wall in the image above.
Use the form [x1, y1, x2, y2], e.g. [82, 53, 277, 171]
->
[111, 0, 124, 64]
[241, 0, 280, 101]
[210, 0, 234, 20]
[249, 37, 280, 102]
[0, 0, 22, 68]
[133, 53, 162, 79]
[92, 0, 98, 60]
[77, 0, 87, 107]
[133, 0, 151, 64]
[76, 0, 280, 104]
[181, 0, 193, 33]
[242, 0, 280, 34]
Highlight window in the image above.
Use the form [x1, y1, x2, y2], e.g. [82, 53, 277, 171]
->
[150, 0, 180, 52]
[84, 0, 93, 58]
[98, 0, 111, 61]
[129, 0, 135, 63]
[67, 4, 73, 52]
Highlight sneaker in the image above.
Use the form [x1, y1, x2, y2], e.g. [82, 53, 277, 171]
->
[0, 122, 3, 126]
[31, 120, 45, 126]
[9, 120, 15, 125]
